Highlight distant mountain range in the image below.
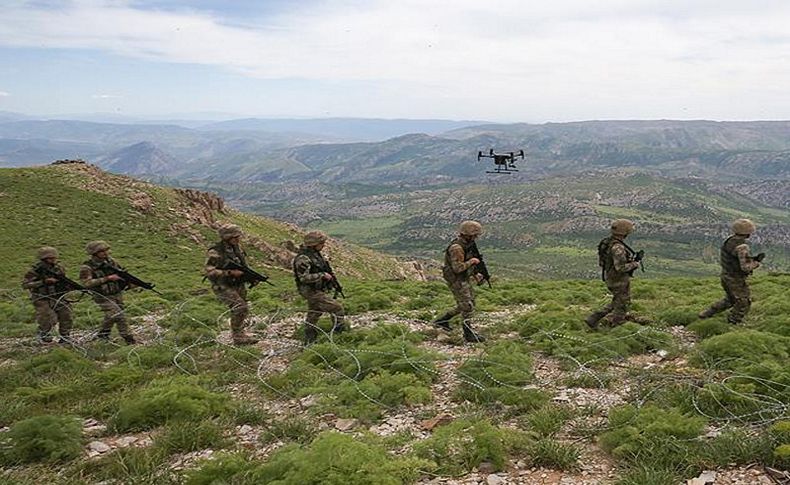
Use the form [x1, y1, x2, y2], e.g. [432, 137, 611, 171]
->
[2, 117, 789, 182]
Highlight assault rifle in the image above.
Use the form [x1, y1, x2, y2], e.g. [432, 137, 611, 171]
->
[323, 261, 345, 299]
[223, 260, 274, 288]
[100, 263, 164, 296]
[40, 266, 88, 293]
[622, 241, 645, 276]
[469, 242, 492, 288]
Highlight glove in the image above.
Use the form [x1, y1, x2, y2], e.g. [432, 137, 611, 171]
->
[634, 250, 645, 262]
[754, 252, 765, 262]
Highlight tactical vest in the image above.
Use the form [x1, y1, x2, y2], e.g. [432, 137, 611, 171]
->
[83, 257, 124, 296]
[29, 262, 66, 298]
[207, 241, 247, 285]
[293, 247, 330, 289]
[443, 237, 474, 282]
[598, 236, 633, 278]
[720, 235, 749, 277]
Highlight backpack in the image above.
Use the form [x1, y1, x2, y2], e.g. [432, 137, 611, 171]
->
[597, 236, 613, 281]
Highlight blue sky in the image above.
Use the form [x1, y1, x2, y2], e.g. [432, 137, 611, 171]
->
[1, 0, 789, 121]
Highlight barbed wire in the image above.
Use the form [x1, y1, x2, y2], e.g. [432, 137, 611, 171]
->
[1, 287, 787, 434]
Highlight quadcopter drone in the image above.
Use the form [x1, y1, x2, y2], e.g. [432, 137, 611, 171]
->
[477, 148, 525, 174]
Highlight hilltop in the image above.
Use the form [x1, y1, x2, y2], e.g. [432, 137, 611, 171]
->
[0, 162, 423, 292]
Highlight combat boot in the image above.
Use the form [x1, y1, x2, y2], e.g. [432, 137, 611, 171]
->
[303, 323, 318, 346]
[585, 311, 608, 329]
[232, 332, 259, 345]
[697, 308, 714, 319]
[432, 312, 454, 332]
[37, 331, 53, 344]
[123, 335, 137, 345]
[462, 322, 486, 343]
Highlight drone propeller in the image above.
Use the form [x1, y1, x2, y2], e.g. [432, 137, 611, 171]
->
[477, 151, 483, 161]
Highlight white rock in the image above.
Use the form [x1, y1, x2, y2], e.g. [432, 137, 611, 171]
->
[238, 425, 253, 435]
[115, 436, 138, 447]
[88, 441, 111, 454]
[486, 474, 504, 485]
[335, 418, 358, 431]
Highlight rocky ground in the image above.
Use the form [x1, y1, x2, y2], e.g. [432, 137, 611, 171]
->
[1, 305, 785, 485]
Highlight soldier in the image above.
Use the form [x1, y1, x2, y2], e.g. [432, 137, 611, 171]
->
[22, 247, 74, 343]
[698, 219, 764, 324]
[204, 224, 259, 345]
[292, 230, 345, 345]
[79, 241, 137, 344]
[585, 219, 645, 329]
[433, 221, 486, 343]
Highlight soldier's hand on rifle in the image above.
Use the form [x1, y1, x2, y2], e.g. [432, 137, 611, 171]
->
[227, 270, 245, 278]
[106, 274, 123, 282]
[635, 250, 645, 262]
[468, 258, 481, 266]
[474, 273, 485, 284]
[322, 273, 334, 281]
[754, 252, 766, 262]
[45, 277, 59, 284]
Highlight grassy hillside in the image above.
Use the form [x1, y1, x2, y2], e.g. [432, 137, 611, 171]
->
[0, 163, 423, 340]
[0, 268, 788, 483]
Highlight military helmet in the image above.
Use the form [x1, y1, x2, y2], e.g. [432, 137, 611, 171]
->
[218, 223, 243, 240]
[304, 230, 328, 247]
[37, 246, 58, 260]
[86, 240, 110, 255]
[459, 220, 483, 236]
[610, 219, 635, 236]
[731, 218, 756, 235]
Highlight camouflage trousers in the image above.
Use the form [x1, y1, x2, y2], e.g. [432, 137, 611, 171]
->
[700, 275, 751, 324]
[213, 284, 249, 334]
[299, 287, 345, 341]
[32, 297, 73, 338]
[587, 277, 631, 327]
[443, 279, 475, 321]
[94, 294, 132, 339]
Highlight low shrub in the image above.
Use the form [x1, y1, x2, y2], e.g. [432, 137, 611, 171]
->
[527, 438, 580, 470]
[523, 404, 573, 437]
[599, 405, 706, 471]
[413, 419, 532, 476]
[111, 378, 227, 432]
[615, 465, 678, 485]
[75, 447, 167, 482]
[686, 319, 732, 339]
[456, 341, 548, 409]
[155, 420, 228, 454]
[185, 452, 259, 485]
[0, 415, 83, 465]
[259, 416, 318, 446]
[328, 370, 432, 421]
[188, 432, 432, 485]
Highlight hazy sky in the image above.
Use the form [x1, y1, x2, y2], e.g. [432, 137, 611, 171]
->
[1, 0, 789, 121]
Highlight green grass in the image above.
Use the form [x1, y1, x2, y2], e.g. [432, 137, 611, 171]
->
[1, 164, 789, 483]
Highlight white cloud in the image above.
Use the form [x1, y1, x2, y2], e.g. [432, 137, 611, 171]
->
[0, 91, 10, 97]
[1, 0, 790, 119]
[92, 93, 122, 99]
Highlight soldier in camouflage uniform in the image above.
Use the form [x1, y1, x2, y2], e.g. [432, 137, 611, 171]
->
[79, 241, 137, 344]
[22, 247, 74, 343]
[293, 231, 345, 345]
[698, 219, 764, 324]
[434, 221, 486, 343]
[585, 219, 645, 329]
[205, 224, 259, 345]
